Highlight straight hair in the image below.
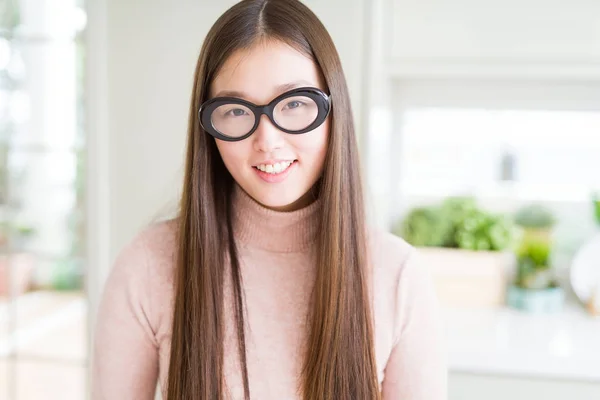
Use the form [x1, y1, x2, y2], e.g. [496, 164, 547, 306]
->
[167, 1, 380, 399]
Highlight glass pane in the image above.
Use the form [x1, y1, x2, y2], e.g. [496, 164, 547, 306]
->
[8, 197, 77, 257]
[0, 255, 37, 368]
[4, 39, 81, 150]
[12, 0, 85, 40]
[1, 257, 19, 400]
[6, 149, 82, 256]
[0, 277, 14, 371]
[8, 150, 77, 189]
[0, 254, 35, 297]
[400, 108, 600, 198]
[13, 255, 84, 294]
[14, 359, 86, 400]
[14, 265, 86, 361]
[0, 296, 7, 358]
[0, 0, 20, 32]
[1, 0, 87, 398]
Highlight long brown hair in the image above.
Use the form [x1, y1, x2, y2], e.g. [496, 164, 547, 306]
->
[167, 1, 380, 399]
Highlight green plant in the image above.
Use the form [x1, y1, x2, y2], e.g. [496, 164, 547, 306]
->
[0, 220, 36, 248]
[397, 197, 515, 251]
[437, 197, 477, 247]
[454, 210, 514, 251]
[517, 237, 551, 266]
[514, 204, 556, 229]
[395, 207, 452, 247]
[593, 193, 600, 226]
[14, 223, 35, 237]
[52, 258, 84, 291]
[515, 237, 558, 290]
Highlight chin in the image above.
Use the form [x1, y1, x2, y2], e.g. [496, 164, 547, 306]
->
[255, 192, 304, 211]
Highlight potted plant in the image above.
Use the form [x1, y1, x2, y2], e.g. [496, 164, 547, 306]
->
[507, 204, 563, 313]
[507, 237, 564, 312]
[395, 197, 516, 308]
[514, 203, 555, 243]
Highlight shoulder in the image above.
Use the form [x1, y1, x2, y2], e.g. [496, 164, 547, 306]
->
[367, 227, 415, 277]
[101, 219, 179, 337]
[367, 226, 435, 295]
[367, 227, 442, 347]
[110, 219, 179, 290]
[130, 218, 179, 257]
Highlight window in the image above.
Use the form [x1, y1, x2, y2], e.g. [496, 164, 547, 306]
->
[400, 108, 600, 202]
[0, 1, 87, 399]
[391, 79, 600, 266]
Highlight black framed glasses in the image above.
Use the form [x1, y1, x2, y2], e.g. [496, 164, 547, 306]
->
[198, 87, 332, 142]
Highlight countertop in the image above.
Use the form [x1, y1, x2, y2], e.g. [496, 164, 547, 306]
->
[443, 304, 600, 382]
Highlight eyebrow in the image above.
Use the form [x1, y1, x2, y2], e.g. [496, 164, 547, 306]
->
[214, 80, 316, 100]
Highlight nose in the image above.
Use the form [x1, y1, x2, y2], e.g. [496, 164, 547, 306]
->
[252, 114, 285, 153]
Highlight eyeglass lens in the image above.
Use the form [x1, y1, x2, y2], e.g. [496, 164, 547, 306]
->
[210, 95, 319, 138]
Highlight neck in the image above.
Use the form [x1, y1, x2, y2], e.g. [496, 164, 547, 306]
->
[231, 184, 321, 253]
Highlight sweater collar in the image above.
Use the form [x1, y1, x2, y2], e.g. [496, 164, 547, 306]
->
[232, 184, 321, 253]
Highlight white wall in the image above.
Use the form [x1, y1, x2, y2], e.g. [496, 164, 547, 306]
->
[105, 0, 234, 261]
[388, 0, 600, 78]
[86, 3, 236, 372]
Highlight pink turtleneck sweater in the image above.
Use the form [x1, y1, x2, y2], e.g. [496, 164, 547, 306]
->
[92, 185, 447, 399]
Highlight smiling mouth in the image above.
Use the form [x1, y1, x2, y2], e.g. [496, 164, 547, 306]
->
[253, 160, 297, 174]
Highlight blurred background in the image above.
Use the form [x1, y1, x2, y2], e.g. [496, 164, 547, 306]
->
[0, 0, 599, 399]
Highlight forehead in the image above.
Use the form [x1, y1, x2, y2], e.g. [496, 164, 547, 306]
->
[210, 40, 324, 104]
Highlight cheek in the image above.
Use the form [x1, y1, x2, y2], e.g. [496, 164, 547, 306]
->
[215, 140, 247, 172]
[298, 121, 329, 166]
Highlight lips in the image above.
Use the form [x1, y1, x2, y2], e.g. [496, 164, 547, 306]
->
[254, 160, 294, 174]
[252, 160, 298, 183]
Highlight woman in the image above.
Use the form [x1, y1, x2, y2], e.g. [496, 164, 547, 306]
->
[92, 0, 447, 399]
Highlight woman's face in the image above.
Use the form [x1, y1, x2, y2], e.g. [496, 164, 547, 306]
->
[210, 40, 329, 212]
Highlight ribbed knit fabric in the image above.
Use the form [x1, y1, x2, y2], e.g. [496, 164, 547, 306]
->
[92, 184, 447, 399]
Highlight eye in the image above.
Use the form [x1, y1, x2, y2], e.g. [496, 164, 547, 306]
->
[225, 108, 249, 117]
[283, 100, 305, 110]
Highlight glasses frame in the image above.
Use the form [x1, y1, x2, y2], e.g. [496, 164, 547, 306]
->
[198, 86, 332, 142]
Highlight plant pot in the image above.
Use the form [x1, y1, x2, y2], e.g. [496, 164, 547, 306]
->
[417, 247, 514, 308]
[0, 253, 35, 297]
[507, 285, 565, 313]
[519, 268, 554, 290]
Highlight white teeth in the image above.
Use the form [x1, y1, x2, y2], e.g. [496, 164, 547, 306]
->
[256, 161, 293, 174]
